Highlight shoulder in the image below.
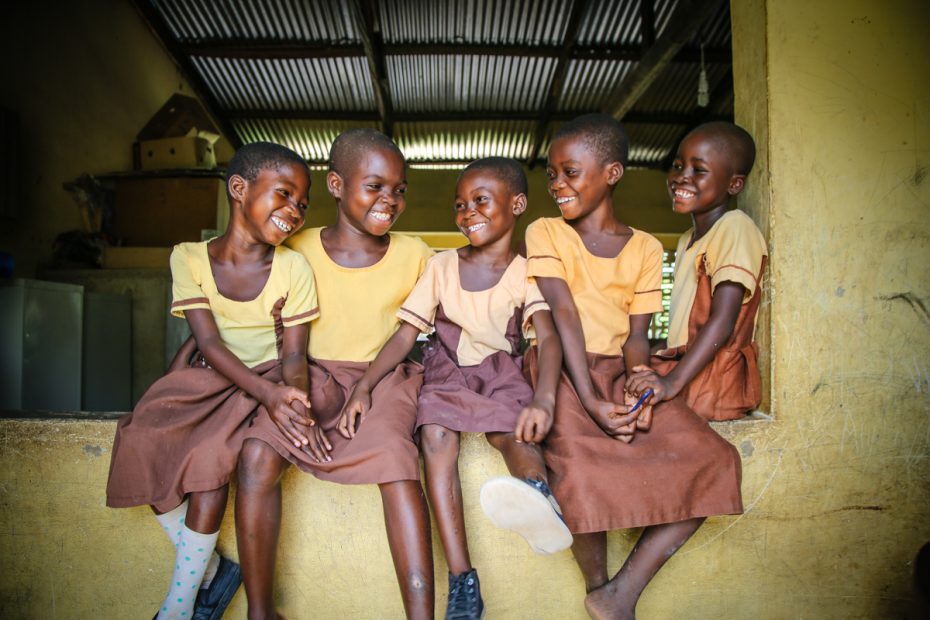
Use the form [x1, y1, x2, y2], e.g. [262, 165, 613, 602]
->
[709, 211, 768, 252]
[284, 227, 321, 256]
[630, 228, 664, 254]
[526, 216, 561, 235]
[170, 241, 207, 269]
[275, 244, 313, 271]
[390, 232, 434, 260]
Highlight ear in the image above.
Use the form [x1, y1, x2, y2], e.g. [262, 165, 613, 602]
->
[326, 171, 343, 199]
[228, 174, 247, 203]
[606, 161, 625, 187]
[728, 174, 746, 196]
[512, 193, 528, 216]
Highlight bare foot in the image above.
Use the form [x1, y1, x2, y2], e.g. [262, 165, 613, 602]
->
[584, 581, 635, 620]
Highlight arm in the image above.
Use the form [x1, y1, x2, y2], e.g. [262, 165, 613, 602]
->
[167, 335, 198, 372]
[514, 310, 561, 444]
[184, 309, 313, 449]
[627, 281, 744, 403]
[280, 323, 332, 462]
[621, 313, 657, 434]
[535, 277, 637, 438]
[337, 322, 420, 439]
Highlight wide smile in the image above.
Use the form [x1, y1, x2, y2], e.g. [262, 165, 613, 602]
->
[555, 196, 576, 207]
[672, 188, 695, 200]
[463, 222, 487, 234]
[271, 215, 293, 233]
[369, 210, 393, 223]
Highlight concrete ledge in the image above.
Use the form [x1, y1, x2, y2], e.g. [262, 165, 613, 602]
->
[0, 417, 923, 618]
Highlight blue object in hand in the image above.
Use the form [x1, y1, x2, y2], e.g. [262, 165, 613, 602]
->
[628, 388, 654, 414]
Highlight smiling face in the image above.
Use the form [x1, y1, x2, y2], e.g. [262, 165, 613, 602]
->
[546, 135, 623, 221]
[236, 161, 311, 245]
[454, 168, 525, 248]
[667, 131, 745, 216]
[328, 146, 407, 236]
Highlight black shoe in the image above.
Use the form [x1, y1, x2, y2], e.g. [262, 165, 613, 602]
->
[192, 556, 242, 620]
[446, 568, 485, 620]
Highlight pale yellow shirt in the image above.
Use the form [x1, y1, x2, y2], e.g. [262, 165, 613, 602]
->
[285, 227, 433, 362]
[525, 217, 664, 356]
[397, 250, 549, 366]
[667, 209, 768, 348]
[170, 241, 320, 368]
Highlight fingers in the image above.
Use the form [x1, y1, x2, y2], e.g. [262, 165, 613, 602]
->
[513, 413, 528, 443]
[630, 364, 653, 374]
[302, 427, 333, 463]
[635, 405, 653, 430]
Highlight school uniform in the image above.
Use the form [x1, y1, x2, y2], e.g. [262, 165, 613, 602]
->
[397, 249, 548, 433]
[652, 209, 768, 420]
[525, 217, 743, 534]
[106, 241, 319, 513]
[244, 227, 433, 484]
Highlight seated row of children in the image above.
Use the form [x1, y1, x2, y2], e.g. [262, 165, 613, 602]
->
[105, 113, 767, 620]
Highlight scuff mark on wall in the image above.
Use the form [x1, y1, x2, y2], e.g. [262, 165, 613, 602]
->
[877, 292, 930, 326]
[82, 444, 102, 457]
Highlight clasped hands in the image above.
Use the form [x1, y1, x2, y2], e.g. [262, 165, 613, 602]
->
[583, 364, 675, 443]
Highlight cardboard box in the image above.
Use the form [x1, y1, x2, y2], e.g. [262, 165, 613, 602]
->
[139, 136, 216, 170]
[112, 176, 227, 246]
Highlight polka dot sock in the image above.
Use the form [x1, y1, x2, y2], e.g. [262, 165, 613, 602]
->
[154, 501, 221, 591]
[156, 525, 219, 619]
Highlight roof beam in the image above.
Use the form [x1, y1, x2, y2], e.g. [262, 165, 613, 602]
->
[526, 0, 591, 168]
[350, 0, 394, 137]
[604, 0, 728, 119]
[639, 0, 656, 48]
[660, 68, 734, 169]
[130, 0, 242, 148]
[180, 39, 730, 64]
[225, 109, 695, 125]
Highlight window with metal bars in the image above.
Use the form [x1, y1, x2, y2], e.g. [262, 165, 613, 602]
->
[648, 249, 676, 341]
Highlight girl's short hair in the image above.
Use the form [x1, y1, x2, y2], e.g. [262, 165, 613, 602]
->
[461, 157, 528, 197]
[226, 142, 308, 184]
[328, 128, 404, 177]
[553, 113, 629, 167]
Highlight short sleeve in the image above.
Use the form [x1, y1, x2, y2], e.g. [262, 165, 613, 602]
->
[280, 252, 320, 327]
[525, 219, 566, 280]
[629, 235, 665, 315]
[705, 214, 767, 303]
[413, 237, 435, 278]
[521, 280, 550, 339]
[396, 254, 441, 333]
[170, 244, 210, 317]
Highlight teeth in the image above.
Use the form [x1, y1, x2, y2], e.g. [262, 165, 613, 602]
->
[271, 216, 292, 232]
[370, 211, 392, 222]
[556, 197, 575, 205]
[674, 189, 694, 199]
[466, 223, 486, 233]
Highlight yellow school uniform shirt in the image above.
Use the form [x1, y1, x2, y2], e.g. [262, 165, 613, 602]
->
[169, 241, 320, 368]
[525, 217, 664, 356]
[666, 209, 768, 348]
[397, 250, 549, 366]
[285, 227, 433, 362]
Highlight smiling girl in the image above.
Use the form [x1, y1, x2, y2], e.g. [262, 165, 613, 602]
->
[342, 156, 569, 619]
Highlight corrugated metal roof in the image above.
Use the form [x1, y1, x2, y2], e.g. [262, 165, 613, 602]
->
[139, 0, 734, 169]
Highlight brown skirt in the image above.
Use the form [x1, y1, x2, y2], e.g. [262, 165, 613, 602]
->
[106, 360, 280, 513]
[246, 357, 423, 484]
[416, 342, 532, 433]
[525, 348, 743, 534]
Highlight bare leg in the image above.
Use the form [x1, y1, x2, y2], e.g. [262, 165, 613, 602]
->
[186, 486, 229, 534]
[584, 517, 705, 620]
[421, 424, 469, 576]
[486, 432, 546, 482]
[379, 480, 435, 619]
[235, 438, 290, 620]
[572, 531, 610, 592]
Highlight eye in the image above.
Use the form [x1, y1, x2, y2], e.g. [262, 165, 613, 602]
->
[297, 201, 309, 212]
[395, 186, 407, 195]
[366, 183, 382, 191]
[693, 167, 708, 174]
[475, 195, 488, 203]
[277, 188, 291, 198]
[670, 161, 683, 172]
[545, 169, 556, 180]
[564, 168, 578, 177]
[454, 202, 466, 211]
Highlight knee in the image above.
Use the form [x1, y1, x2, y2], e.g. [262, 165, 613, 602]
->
[403, 569, 432, 597]
[238, 438, 285, 488]
[420, 425, 460, 458]
[485, 431, 514, 451]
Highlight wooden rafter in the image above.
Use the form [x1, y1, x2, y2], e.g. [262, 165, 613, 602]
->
[525, 0, 591, 168]
[180, 40, 730, 64]
[225, 109, 696, 125]
[130, 0, 242, 148]
[351, 0, 394, 137]
[604, 0, 728, 120]
[640, 0, 656, 48]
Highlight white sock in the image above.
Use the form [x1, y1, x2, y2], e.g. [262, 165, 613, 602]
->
[157, 526, 219, 619]
[200, 552, 221, 589]
[154, 500, 189, 549]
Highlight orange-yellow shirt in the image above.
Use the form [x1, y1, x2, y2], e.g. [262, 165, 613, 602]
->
[667, 209, 768, 348]
[170, 241, 319, 368]
[398, 250, 549, 366]
[525, 217, 664, 356]
[285, 227, 433, 362]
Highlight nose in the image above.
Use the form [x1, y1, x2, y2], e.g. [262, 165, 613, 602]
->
[548, 175, 564, 192]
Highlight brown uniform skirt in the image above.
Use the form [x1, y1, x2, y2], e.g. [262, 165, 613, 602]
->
[415, 340, 532, 434]
[106, 360, 280, 514]
[525, 347, 743, 534]
[246, 357, 423, 484]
